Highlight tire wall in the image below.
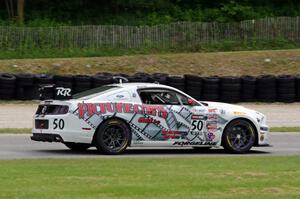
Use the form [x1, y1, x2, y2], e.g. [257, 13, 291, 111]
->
[1, 73, 300, 103]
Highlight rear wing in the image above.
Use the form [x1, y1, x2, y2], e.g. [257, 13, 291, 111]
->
[39, 84, 72, 100]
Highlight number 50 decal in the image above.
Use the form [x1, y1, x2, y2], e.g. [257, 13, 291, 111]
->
[53, 119, 65, 130]
[191, 120, 203, 131]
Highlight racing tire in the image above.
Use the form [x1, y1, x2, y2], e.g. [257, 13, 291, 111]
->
[35, 74, 53, 84]
[149, 73, 168, 84]
[92, 75, 113, 88]
[64, 142, 90, 151]
[222, 119, 256, 154]
[241, 76, 256, 102]
[95, 119, 130, 155]
[167, 75, 185, 84]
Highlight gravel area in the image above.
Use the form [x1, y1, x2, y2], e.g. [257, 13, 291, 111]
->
[0, 103, 299, 128]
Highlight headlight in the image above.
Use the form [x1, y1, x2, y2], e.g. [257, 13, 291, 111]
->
[256, 112, 266, 124]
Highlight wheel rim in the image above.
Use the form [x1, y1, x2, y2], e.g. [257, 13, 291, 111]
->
[102, 125, 126, 151]
[227, 123, 254, 151]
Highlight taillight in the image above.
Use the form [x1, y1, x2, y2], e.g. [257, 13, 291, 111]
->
[36, 105, 69, 115]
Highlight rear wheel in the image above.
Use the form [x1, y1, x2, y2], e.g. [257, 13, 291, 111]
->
[222, 119, 256, 153]
[95, 119, 130, 155]
[64, 142, 90, 151]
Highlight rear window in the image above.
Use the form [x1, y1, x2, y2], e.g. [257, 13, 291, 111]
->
[72, 85, 120, 100]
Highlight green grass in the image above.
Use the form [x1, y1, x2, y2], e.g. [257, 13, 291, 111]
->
[0, 156, 299, 199]
[270, 127, 300, 132]
[0, 128, 31, 134]
[1, 40, 300, 60]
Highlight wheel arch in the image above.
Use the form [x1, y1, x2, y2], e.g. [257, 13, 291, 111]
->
[221, 117, 259, 146]
[92, 117, 132, 146]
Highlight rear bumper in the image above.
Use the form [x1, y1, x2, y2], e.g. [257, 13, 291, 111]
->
[31, 133, 64, 142]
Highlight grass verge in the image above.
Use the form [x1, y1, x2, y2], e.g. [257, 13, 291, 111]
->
[0, 156, 299, 199]
[0, 128, 31, 134]
[1, 127, 299, 134]
[270, 127, 300, 132]
[1, 40, 300, 60]
[0, 49, 299, 76]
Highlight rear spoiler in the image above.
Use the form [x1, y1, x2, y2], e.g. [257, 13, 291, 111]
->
[39, 84, 72, 100]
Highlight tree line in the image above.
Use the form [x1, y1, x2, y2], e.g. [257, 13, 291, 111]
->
[0, 0, 300, 26]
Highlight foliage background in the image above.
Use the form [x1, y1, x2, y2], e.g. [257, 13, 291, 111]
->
[0, 0, 300, 26]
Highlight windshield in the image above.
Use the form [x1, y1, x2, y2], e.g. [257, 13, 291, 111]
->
[72, 85, 120, 100]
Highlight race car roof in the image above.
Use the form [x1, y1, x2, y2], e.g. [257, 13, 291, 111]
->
[112, 82, 175, 90]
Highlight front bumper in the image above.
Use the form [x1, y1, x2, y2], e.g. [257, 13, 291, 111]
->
[258, 125, 270, 146]
[31, 133, 64, 142]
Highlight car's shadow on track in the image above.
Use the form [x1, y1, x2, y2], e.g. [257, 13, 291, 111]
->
[34, 147, 270, 156]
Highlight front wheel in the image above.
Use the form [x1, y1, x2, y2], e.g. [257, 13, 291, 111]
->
[95, 119, 130, 155]
[222, 119, 256, 153]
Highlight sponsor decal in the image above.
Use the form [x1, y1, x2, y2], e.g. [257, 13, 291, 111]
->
[192, 108, 205, 113]
[138, 117, 160, 124]
[191, 114, 206, 120]
[78, 103, 168, 119]
[133, 141, 143, 145]
[207, 114, 218, 120]
[207, 121, 217, 129]
[173, 141, 216, 146]
[56, 87, 72, 97]
[208, 108, 218, 113]
[233, 111, 246, 115]
[161, 130, 181, 139]
[220, 109, 226, 115]
[207, 128, 218, 133]
[116, 94, 124, 98]
[207, 132, 216, 140]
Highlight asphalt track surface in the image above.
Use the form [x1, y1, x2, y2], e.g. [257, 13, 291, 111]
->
[1, 103, 300, 128]
[0, 133, 299, 160]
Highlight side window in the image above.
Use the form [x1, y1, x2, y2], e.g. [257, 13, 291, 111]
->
[176, 93, 189, 105]
[139, 90, 180, 105]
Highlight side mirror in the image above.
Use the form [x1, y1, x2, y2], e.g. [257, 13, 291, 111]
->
[187, 98, 197, 106]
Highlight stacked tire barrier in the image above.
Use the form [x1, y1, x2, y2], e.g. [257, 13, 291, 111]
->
[0, 74, 16, 100]
[92, 74, 113, 88]
[167, 76, 185, 91]
[276, 75, 295, 103]
[297, 76, 300, 102]
[202, 77, 219, 101]
[149, 73, 168, 85]
[220, 76, 241, 103]
[184, 75, 202, 100]
[241, 76, 256, 102]
[73, 75, 92, 94]
[1, 72, 300, 103]
[256, 75, 277, 102]
[15, 74, 35, 100]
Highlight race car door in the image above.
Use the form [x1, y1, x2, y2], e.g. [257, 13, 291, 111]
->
[136, 88, 208, 145]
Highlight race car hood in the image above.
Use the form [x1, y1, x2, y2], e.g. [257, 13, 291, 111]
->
[201, 101, 259, 116]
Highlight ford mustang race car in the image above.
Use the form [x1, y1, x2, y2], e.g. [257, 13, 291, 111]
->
[31, 81, 269, 154]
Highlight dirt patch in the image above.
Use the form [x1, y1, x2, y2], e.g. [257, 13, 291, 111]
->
[0, 49, 299, 76]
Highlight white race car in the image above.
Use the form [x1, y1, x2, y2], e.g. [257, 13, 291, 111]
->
[31, 82, 269, 154]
